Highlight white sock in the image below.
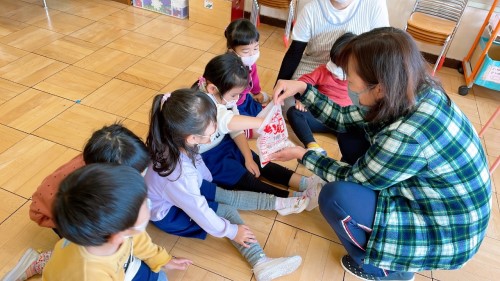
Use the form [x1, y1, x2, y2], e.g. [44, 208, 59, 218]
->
[275, 197, 301, 210]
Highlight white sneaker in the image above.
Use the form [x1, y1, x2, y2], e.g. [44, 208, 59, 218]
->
[253, 255, 302, 281]
[305, 175, 326, 211]
[276, 196, 310, 216]
[2, 248, 39, 281]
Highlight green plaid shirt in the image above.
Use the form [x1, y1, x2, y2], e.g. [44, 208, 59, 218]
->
[299, 84, 492, 272]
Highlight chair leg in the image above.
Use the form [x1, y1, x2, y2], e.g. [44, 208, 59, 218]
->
[42, 0, 47, 8]
[432, 37, 450, 75]
[479, 106, 500, 137]
[490, 156, 500, 174]
[478, 106, 500, 175]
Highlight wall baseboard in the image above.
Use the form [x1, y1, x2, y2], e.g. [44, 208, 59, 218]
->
[248, 12, 463, 70]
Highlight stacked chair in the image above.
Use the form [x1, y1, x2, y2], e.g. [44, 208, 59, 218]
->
[405, 0, 469, 75]
[250, 0, 297, 47]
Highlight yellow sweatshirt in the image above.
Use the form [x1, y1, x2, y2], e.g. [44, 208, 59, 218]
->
[43, 231, 172, 280]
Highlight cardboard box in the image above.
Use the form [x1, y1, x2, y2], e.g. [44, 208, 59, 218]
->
[133, 0, 188, 19]
[189, 0, 232, 29]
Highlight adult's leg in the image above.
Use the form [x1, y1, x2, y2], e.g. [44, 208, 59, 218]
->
[318, 181, 385, 276]
[216, 204, 265, 267]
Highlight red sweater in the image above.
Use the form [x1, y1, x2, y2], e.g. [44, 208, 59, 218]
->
[298, 64, 351, 107]
[29, 154, 85, 228]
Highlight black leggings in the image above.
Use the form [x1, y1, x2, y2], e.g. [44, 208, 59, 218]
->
[232, 154, 293, 198]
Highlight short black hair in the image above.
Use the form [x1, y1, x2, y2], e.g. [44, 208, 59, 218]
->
[53, 164, 147, 246]
[83, 123, 149, 172]
[200, 52, 249, 96]
[225, 18, 260, 49]
[330, 32, 356, 64]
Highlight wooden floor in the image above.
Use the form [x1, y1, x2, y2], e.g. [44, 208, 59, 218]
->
[0, 0, 499, 280]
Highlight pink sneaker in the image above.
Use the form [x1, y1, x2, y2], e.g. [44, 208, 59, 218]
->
[2, 248, 39, 281]
[304, 175, 326, 211]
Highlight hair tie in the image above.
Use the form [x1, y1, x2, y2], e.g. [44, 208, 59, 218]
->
[161, 93, 171, 107]
[198, 76, 207, 91]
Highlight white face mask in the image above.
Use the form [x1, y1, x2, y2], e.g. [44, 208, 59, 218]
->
[326, 61, 346, 80]
[222, 96, 237, 109]
[240, 51, 260, 67]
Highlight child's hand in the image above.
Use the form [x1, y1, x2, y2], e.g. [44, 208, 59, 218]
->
[253, 92, 265, 103]
[234, 225, 257, 248]
[163, 257, 193, 271]
[245, 159, 260, 177]
[295, 101, 307, 112]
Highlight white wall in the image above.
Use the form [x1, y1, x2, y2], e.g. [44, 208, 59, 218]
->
[246, 0, 494, 60]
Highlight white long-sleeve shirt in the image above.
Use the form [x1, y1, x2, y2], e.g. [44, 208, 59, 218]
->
[144, 153, 238, 239]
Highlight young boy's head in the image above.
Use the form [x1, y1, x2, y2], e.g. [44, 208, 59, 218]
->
[83, 123, 149, 172]
[330, 32, 356, 64]
[53, 164, 150, 246]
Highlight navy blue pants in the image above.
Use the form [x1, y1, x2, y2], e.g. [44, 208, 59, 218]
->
[318, 181, 389, 276]
[152, 180, 218, 239]
[132, 261, 167, 281]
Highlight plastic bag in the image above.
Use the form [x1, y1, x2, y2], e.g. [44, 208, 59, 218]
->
[256, 101, 294, 167]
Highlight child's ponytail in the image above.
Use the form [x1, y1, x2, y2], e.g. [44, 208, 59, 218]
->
[146, 90, 217, 177]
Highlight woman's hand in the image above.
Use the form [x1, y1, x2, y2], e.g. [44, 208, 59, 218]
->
[245, 159, 261, 178]
[295, 101, 306, 112]
[271, 146, 307, 162]
[273, 80, 308, 106]
[163, 257, 193, 271]
[234, 225, 257, 248]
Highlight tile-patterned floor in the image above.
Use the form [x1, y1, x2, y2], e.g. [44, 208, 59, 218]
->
[0, 0, 499, 280]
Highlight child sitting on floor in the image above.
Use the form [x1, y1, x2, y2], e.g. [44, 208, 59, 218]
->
[43, 164, 191, 280]
[287, 32, 356, 156]
[145, 89, 305, 281]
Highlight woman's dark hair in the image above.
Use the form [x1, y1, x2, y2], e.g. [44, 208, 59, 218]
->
[330, 32, 356, 64]
[53, 164, 146, 246]
[225, 18, 260, 49]
[198, 52, 249, 97]
[146, 89, 217, 177]
[337, 27, 446, 123]
[83, 123, 149, 172]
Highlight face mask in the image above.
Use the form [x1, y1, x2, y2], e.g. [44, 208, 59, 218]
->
[333, 0, 350, 5]
[222, 96, 237, 109]
[124, 199, 151, 238]
[326, 61, 346, 80]
[348, 88, 370, 113]
[240, 51, 260, 67]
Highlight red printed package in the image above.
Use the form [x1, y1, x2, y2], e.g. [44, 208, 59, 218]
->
[256, 101, 294, 167]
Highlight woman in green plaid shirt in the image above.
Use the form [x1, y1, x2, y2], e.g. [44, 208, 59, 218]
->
[272, 27, 492, 281]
